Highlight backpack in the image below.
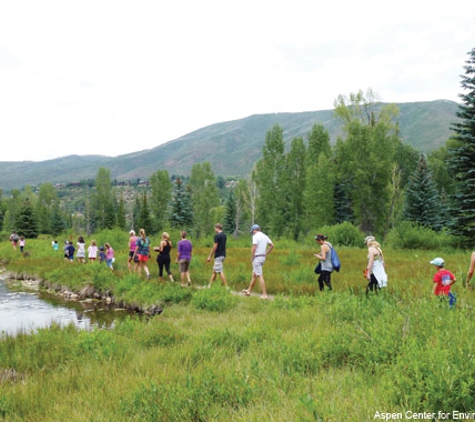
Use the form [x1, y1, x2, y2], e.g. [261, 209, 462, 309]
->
[330, 246, 341, 272]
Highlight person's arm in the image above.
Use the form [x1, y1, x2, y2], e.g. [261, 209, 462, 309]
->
[176, 242, 181, 262]
[451, 272, 457, 286]
[432, 282, 438, 295]
[466, 252, 475, 287]
[266, 242, 274, 256]
[366, 247, 375, 280]
[207, 243, 217, 262]
[133, 239, 140, 258]
[315, 244, 328, 260]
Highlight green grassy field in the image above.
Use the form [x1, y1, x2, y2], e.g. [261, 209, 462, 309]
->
[1, 232, 474, 421]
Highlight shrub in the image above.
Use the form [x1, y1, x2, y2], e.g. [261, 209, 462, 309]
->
[385, 221, 457, 250]
[312, 222, 365, 247]
[191, 285, 238, 312]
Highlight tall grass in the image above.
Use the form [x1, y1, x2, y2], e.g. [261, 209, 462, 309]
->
[1, 231, 475, 421]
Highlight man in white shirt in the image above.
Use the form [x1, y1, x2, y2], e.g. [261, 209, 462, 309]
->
[242, 224, 274, 299]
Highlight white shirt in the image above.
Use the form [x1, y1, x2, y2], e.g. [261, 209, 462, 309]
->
[252, 231, 273, 256]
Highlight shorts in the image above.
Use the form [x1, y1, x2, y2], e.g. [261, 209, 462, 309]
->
[129, 251, 139, 262]
[137, 254, 149, 263]
[213, 256, 225, 273]
[179, 259, 191, 273]
[252, 256, 266, 276]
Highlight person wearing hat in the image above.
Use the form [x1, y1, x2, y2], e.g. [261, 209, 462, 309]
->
[128, 230, 139, 273]
[242, 224, 274, 299]
[364, 235, 388, 294]
[430, 257, 456, 307]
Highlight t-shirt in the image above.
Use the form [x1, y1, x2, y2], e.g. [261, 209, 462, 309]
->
[136, 237, 150, 256]
[129, 236, 138, 252]
[433, 269, 455, 296]
[66, 245, 75, 258]
[88, 245, 98, 259]
[214, 232, 226, 258]
[177, 239, 193, 261]
[252, 231, 273, 256]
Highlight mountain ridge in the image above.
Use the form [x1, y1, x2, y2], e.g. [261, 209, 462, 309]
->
[0, 100, 459, 191]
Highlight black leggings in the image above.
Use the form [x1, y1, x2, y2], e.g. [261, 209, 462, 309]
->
[366, 274, 380, 294]
[318, 270, 332, 291]
[157, 257, 172, 277]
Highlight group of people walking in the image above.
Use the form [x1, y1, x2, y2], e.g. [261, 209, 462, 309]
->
[59, 236, 115, 269]
[127, 229, 192, 287]
[10, 225, 474, 304]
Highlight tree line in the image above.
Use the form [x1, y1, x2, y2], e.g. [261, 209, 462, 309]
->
[2, 46, 475, 246]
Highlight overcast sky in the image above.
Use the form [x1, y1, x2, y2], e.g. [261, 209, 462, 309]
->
[0, 1, 473, 162]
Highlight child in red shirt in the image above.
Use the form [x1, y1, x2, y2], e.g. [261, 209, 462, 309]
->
[430, 257, 456, 308]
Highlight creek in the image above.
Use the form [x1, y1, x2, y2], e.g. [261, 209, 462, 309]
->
[0, 274, 132, 337]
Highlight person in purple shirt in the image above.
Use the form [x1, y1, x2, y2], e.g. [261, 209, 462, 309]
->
[176, 231, 193, 287]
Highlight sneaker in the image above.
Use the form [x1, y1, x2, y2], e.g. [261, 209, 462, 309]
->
[146, 273, 151, 280]
[242, 289, 250, 296]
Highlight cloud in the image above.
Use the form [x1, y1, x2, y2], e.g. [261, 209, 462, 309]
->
[0, 0, 473, 161]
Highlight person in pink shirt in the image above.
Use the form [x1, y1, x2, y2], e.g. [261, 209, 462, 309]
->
[128, 230, 139, 273]
[105, 243, 115, 271]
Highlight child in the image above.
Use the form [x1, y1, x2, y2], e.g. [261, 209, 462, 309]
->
[65, 241, 75, 262]
[430, 257, 457, 308]
[88, 240, 98, 262]
[98, 246, 106, 264]
[52, 240, 59, 251]
[19, 236, 25, 253]
[105, 243, 115, 270]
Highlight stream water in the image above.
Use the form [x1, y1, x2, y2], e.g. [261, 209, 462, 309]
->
[0, 275, 130, 336]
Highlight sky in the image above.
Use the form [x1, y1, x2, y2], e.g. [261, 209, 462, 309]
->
[0, 1, 474, 162]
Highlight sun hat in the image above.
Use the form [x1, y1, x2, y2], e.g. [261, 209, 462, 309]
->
[430, 257, 445, 267]
[250, 224, 260, 233]
[129, 230, 136, 235]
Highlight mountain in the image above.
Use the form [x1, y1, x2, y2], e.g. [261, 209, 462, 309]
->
[0, 100, 459, 191]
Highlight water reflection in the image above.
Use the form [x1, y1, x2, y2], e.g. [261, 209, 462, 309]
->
[0, 275, 131, 337]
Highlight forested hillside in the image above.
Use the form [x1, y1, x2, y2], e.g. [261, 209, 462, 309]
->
[0, 100, 458, 191]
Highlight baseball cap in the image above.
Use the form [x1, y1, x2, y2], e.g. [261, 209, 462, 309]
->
[430, 257, 444, 266]
[364, 235, 375, 244]
[250, 224, 260, 233]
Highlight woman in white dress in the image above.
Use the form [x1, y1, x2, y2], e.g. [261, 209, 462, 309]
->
[364, 236, 387, 294]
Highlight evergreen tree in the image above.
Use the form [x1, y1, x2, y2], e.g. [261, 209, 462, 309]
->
[50, 201, 66, 237]
[223, 188, 237, 236]
[404, 154, 443, 231]
[16, 200, 38, 238]
[139, 192, 153, 233]
[132, 196, 141, 232]
[169, 177, 193, 230]
[116, 194, 127, 230]
[447, 47, 475, 245]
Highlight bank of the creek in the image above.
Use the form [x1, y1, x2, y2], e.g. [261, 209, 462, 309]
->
[0, 269, 161, 336]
